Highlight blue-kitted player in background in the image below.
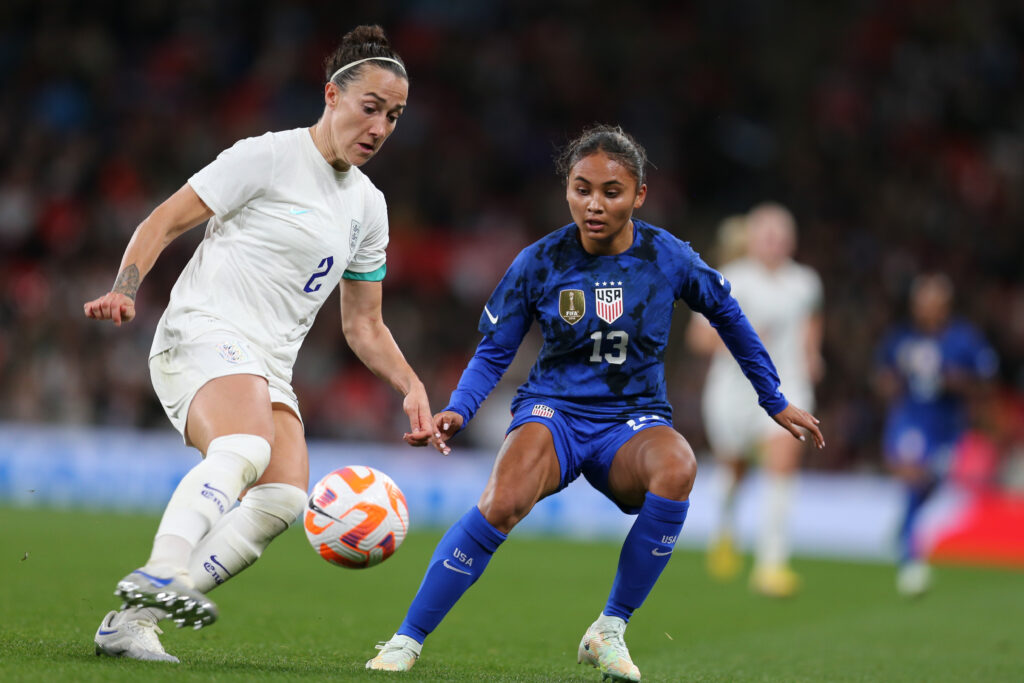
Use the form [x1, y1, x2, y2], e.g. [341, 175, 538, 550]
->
[875, 273, 997, 596]
[367, 125, 824, 681]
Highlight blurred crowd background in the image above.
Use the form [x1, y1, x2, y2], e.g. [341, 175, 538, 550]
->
[1, 0, 1022, 475]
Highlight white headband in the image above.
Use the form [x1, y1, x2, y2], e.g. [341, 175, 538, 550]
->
[329, 57, 405, 83]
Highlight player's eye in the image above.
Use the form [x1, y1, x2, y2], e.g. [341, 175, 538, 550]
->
[387, 113, 399, 124]
[575, 186, 589, 195]
[363, 105, 377, 115]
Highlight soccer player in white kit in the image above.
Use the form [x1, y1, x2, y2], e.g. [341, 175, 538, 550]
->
[688, 203, 824, 597]
[84, 25, 445, 662]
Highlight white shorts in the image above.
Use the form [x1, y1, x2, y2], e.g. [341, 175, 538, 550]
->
[149, 330, 301, 443]
[702, 379, 814, 459]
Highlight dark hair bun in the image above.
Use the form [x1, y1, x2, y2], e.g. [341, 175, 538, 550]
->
[341, 24, 390, 52]
[324, 24, 407, 86]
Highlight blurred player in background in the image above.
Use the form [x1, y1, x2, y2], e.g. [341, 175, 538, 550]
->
[83, 26, 443, 662]
[366, 125, 823, 681]
[688, 203, 824, 597]
[875, 273, 997, 596]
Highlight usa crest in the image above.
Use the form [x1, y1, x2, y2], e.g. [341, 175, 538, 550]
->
[595, 283, 624, 324]
[559, 289, 585, 325]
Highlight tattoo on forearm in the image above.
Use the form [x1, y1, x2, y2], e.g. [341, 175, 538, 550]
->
[112, 264, 140, 301]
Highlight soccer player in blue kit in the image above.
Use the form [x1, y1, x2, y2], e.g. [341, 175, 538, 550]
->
[367, 125, 824, 680]
[875, 273, 997, 596]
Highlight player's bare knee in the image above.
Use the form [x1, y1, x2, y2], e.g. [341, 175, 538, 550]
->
[650, 450, 697, 501]
[478, 491, 530, 534]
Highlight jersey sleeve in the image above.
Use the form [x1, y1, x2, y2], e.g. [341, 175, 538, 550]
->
[343, 184, 388, 281]
[957, 323, 999, 379]
[478, 249, 535, 350]
[188, 133, 274, 217]
[443, 336, 519, 425]
[805, 266, 824, 312]
[677, 244, 788, 415]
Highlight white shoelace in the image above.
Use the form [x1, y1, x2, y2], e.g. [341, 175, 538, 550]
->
[594, 623, 632, 660]
[373, 638, 417, 662]
[123, 619, 168, 653]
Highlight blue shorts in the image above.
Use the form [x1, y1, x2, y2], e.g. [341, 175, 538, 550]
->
[883, 417, 957, 472]
[506, 400, 672, 514]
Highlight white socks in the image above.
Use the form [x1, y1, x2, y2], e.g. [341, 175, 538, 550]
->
[124, 482, 305, 625]
[756, 472, 795, 569]
[189, 483, 307, 592]
[146, 434, 271, 574]
[713, 463, 739, 539]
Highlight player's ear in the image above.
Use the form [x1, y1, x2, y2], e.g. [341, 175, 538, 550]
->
[633, 183, 647, 209]
[324, 81, 339, 108]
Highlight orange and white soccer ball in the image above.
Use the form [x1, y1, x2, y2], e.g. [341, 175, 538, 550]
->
[304, 466, 410, 569]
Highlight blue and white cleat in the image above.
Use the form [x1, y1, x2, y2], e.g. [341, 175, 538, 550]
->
[578, 613, 641, 682]
[94, 610, 179, 662]
[115, 568, 218, 630]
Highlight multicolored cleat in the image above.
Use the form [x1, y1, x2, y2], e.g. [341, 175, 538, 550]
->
[115, 568, 218, 630]
[366, 633, 422, 671]
[578, 613, 641, 682]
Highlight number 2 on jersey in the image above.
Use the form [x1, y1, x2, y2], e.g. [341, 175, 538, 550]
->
[589, 330, 629, 365]
[303, 256, 334, 293]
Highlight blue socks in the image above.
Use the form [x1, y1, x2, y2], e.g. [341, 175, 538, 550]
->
[604, 492, 689, 622]
[398, 506, 507, 643]
[899, 479, 937, 564]
[396, 494, 688, 641]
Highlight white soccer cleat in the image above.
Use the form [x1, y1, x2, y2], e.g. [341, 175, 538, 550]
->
[365, 633, 422, 671]
[94, 610, 179, 663]
[897, 561, 932, 597]
[578, 613, 641, 682]
[116, 568, 218, 630]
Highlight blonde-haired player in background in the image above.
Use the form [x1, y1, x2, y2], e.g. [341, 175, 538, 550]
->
[84, 25, 445, 662]
[688, 203, 824, 597]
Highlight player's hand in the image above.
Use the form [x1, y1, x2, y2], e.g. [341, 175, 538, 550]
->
[83, 292, 136, 326]
[434, 411, 464, 451]
[772, 403, 825, 449]
[401, 384, 448, 454]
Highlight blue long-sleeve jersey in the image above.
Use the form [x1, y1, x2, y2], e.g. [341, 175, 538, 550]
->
[445, 220, 787, 424]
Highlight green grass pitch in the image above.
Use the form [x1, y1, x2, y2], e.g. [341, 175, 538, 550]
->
[2, 505, 1022, 682]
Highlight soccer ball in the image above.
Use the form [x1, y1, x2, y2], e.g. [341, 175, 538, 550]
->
[304, 466, 410, 569]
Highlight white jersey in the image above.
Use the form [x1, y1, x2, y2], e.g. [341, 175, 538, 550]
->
[151, 128, 388, 384]
[706, 257, 822, 400]
[702, 257, 821, 454]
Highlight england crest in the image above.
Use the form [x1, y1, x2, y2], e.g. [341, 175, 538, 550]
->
[595, 285, 623, 324]
[559, 289, 585, 325]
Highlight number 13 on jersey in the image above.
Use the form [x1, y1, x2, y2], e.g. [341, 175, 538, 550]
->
[589, 330, 629, 365]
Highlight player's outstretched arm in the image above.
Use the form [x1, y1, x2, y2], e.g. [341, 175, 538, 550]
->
[772, 403, 825, 449]
[340, 278, 447, 454]
[83, 183, 212, 326]
[434, 411, 464, 445]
